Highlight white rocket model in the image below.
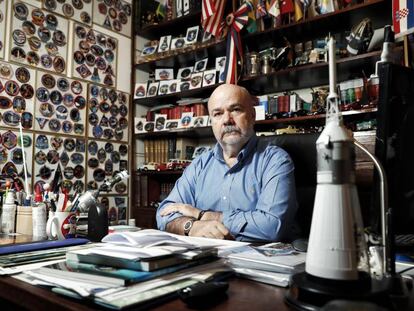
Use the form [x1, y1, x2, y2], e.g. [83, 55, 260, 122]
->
[305, 37, 368, 280]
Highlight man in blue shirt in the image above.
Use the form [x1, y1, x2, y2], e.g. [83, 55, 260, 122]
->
[156, 84, 297, 241]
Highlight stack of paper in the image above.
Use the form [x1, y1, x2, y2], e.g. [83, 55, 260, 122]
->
[226, 243, 307, 287]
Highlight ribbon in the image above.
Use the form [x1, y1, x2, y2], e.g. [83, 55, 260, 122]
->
[223, 2, 253, 84]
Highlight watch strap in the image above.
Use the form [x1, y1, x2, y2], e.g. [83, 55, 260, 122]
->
[197, 210, 206, 220]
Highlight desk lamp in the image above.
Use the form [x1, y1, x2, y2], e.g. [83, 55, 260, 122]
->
[75, 170, 129, 241]
[285, 37, 393, 309]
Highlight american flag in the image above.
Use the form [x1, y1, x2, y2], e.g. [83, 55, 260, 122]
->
[393, 0, 414, 38]
[201, 0, 226, 37]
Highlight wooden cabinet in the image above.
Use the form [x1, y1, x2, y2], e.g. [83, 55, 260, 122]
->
[133, 0, 394, 228]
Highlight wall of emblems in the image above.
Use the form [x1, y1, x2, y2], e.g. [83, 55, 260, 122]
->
[0, 0, 133, 225]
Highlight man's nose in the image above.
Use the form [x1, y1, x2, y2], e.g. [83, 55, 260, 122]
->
[222, 111, 234, 124]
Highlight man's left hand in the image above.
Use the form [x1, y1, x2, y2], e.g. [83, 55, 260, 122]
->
[160, 203, 200, 219]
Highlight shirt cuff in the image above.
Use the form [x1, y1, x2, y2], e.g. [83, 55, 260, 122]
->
[221, 209, 247, 238]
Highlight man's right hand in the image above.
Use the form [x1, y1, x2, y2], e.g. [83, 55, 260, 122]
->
[189, 220, 231, 239]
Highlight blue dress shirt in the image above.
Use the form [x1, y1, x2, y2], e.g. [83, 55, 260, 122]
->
[156, 135, 298, 242]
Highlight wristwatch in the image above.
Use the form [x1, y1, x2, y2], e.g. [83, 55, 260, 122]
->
[183, 218, 196, 236]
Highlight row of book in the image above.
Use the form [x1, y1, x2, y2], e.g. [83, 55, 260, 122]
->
[143, 137, 198, 164]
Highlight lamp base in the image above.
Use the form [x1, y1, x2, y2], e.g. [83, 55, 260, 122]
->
[285, 272, 391, 310]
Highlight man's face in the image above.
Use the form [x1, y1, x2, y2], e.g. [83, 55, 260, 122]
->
[208, 88, 255, 148]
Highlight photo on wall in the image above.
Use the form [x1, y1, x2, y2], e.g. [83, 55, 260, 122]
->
[42, 0, 93, 25]
[10, 1, 69, 74]
[93, 0, 132, 37]
[72, 23, 118, 87]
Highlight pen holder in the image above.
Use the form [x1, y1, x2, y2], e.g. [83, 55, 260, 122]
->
[16, 206, 32, 235]
[1, 203, 16, 233]
[46, 211, 77, 240]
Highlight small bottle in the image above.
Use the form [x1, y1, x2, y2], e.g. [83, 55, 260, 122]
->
[32, 188, 47, 238]
[1, 190, 17, 234]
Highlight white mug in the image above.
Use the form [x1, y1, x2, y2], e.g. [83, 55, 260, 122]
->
[46, 211, 77, 240]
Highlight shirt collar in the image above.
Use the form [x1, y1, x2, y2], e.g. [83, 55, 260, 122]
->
[213, 134, 258, 163]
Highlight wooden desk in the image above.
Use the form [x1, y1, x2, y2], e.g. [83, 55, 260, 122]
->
[0, 276, 290, 311]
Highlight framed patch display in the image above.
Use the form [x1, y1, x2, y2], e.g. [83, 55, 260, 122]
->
[133, 82, 147, 99]
[147, 81, 159, 97]
[0, 0, 6, 59]
[72, 23, 118, 87]
[93, 0, 132, 37]
[86, 140, 128, 195]
[155, 68, 173, 81]
[100, 196, 128, 225]
[189, 72, 203, 89]
[33, 134, 86, 195]
[158, 35, 171, 53]
[88, 84, 129, 142]
[202, 69, 216, 87]
[134, 117, 145, 134]
[158, 80, 170, 96]
[34, 72, 87, 135]
[0, 61, 35, 129]
[185, 25, 199, 45]
[141, 43, 157, 56]
[177, 66, 193, 79]
[194, 58, 208, 73]
[0, 129, 33, 191]
[170, 37, 186, 50]
[42, 0, 92, 25]
[10, 1, 69, 74]
[191, 115, 209, 128]
[154, 114, 167, 131]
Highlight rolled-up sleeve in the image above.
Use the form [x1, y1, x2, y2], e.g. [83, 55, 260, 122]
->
[222, 151, 297, 241]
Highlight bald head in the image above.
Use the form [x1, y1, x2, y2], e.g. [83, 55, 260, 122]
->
[207, 84, 256, 156]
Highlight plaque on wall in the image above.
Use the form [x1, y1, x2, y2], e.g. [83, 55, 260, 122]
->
[87, 84, 129, 142]
[0, 61, 36, 129]
[33, 134, 86, 195]
[10, 1, 69, 74]
[0, 129, 33, 191]
[72, 23, 117, 87]
[92, 0, 132, 37]
[0, 0, 7, 59]
[86, 140, 128, 195]
[34, 72, 88, 135]
[42, 0, 93, 26]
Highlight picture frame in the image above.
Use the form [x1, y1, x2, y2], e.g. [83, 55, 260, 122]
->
[185, 26, 199, 45]
[179, 112, 193, 128]
[194, 58, 208, 73]
[147, 82, 160, 97]
[154, 114, 168, 131]
[202, 69, 217, 87]
[189, 72, 203, 90]
[134, 117, 146, 133]
[143, 121, 155, 132]
[0, 0, 6, 59]
[170, 37, 186, 50]
[177, 66, 193, 79]
[167, 79, 180, 94]
[179, 80, 191, 92]
[141, 44, 158, 56]
[202, 30, 212, 43]
[92, 0, 132, 37]
[158, 80, 170, 96]
[155, 68, 174, 81]
[165, 119, 180, 130]
[158, 35, 172, 53]
[42, 0, 93, 26]
[191, 116, 209, 128]
[216, 56, 227, 71]
[134, 82, 147, 99]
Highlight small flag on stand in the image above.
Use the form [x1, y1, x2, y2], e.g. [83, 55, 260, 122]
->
[393, 0, 414, 38]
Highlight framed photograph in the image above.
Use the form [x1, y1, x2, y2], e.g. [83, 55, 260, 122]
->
[171, 37, 186, 50]
[185, 26, 199, 45]
[158, 35, 172, 53]
[167, 79, 180, 94]
[194, 58, 208, 73]
[158, 80, 170, 96]
[93, 0, 132, 37]
[202, 30, 212, 42]
[141, 44, 158, 56]
[134, 82, 147, 99]
[216, 56, 227, 71]
[179, 112, 193, 128]
[190, 72, 203, 90]
[177, 66, 193, 79]
[191, 116, 209, 128]
[179, 80, 191, 92]
[42, 0, 93, 25]
[134, 117, 146, 133]
[154, 114, 168, 131]
[155, 68, 174, 81]
[202, 69, 217, 87]
[147, 82, 160, 97]
[165, 119, 180, 130]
